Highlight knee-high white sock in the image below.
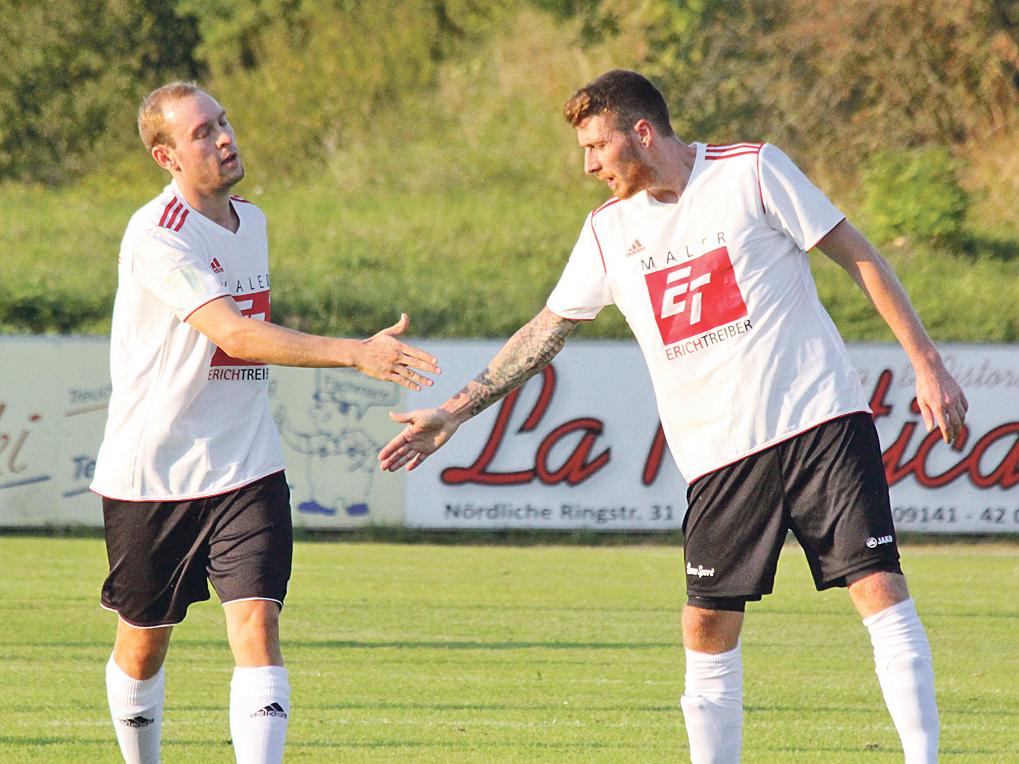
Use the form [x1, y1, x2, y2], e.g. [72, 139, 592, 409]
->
[230, 665, 290, 764]
[864, 598, 939, 763]
[106, 656, 164, 764]
[680, 643, 743, 764]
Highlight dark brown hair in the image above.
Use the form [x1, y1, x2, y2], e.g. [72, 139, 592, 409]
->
[563, 69, 674, 136]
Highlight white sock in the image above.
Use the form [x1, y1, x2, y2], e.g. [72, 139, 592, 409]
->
[230, 665, 290, 764]
[106, 656, 164, 764]
[864, 598, 939, 763]
[680, 643, 743, 764]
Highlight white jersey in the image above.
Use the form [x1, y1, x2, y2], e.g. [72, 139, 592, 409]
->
[91, 182, 284, 501]
[547, 142, 870, 483]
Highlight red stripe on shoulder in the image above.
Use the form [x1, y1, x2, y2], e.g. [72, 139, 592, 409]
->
[705, 142, 763, 161]
[588, 217, 608, 275]
[591, 197, 621, 217]
[173, 208, 190, 232]
[157, 196, 177, 227]
[757, 150, 765, 214]
[162, 203, 183, 230]
[706, 142, 763, 152]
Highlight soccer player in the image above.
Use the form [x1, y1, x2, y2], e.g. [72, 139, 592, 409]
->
[378, 70, 966, 763]
[91, 81, 439, 764]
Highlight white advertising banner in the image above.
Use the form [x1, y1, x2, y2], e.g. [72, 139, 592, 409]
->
[0, 337, 405, 529]
[403, 340, 1019, 534]
[1, 337, 1017, 533]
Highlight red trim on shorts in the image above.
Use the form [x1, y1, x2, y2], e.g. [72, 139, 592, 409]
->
[686, 411, 872, 486]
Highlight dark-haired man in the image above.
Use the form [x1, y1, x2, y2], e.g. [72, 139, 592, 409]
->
[92, 81, 439, 764]
[379, 69, 965, 763]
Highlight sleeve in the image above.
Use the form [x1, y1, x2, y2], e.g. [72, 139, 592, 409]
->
[129, 227, 229, 320]
[546, 213, 614, 320]
[758, 143, 845, 251]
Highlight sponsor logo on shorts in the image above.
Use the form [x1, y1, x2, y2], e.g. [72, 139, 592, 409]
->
[686, 562, 715, 578]
[251, 702, 288, 719]
[866, 534, 894, 549]
[119, 715, 155, 728]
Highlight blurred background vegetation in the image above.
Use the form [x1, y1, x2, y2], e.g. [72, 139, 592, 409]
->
[1, 0, 1017, 339]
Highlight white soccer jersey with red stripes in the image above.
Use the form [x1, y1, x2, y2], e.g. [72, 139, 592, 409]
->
[547, 142, 870, 483]
[92, 182, 284, 501]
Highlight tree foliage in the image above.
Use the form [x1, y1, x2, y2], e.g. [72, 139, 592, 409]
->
[0, 0, 201, 183]
[1, 0, 1016, 190]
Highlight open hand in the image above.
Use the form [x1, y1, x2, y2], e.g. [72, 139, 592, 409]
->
[378, 408, 460, 471]
[915, 363, 969, 444]
[357, 313, 440, 391]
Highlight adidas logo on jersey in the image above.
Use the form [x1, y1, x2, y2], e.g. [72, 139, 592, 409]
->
[625, 239, 645, 257]
[250, 702, 288, 719]
[119, 715, 155, 728]
[210, 257, 224, 274]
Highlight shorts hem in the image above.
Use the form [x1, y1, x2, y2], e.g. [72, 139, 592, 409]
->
[100, 602, 184, 629]
[221, 596, 284, 610]
[816, 557, 902, 591]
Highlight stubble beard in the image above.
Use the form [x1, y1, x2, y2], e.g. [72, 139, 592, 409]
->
[613, 137, 656, 200]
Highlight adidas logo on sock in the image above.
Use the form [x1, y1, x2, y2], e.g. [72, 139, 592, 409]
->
[250, 702, 288, 719]
[119, 715, 155, 728]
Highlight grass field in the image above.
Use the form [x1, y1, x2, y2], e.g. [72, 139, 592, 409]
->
[5, 175, 1019, 341]
[1, 537, 1016, 762]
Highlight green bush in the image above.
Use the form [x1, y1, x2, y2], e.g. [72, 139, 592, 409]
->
[0, 0, 201, 183]
[860, 147, 970, 245]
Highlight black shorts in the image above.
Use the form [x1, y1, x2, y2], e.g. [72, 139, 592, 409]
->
[101, 471, 293, 628]
[683, 413, 901, 607]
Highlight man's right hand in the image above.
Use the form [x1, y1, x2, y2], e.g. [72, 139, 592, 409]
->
[378, 408, 460, 471]
[355, 313, 441, 391]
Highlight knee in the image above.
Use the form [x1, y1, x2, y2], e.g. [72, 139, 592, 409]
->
[113, 625, 171, 680]
[682, 605, 743, 653]
[850, 571, 911, 618]
[226, 601, 283, 666]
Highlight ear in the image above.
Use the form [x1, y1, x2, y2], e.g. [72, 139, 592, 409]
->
[151, 144, 179, 173]
[633, 119, 655, 148]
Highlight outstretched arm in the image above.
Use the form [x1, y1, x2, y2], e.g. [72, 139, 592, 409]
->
[817, 220, 968, 442]
[187, 297, 439, 391]
[378, 307, 580, 471]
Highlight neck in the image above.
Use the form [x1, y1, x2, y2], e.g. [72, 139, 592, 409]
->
[644, 137, 697, 204]
[174, 179, 238, 232]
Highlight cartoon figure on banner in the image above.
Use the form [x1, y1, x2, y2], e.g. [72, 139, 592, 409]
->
[271, 370, 398, 517]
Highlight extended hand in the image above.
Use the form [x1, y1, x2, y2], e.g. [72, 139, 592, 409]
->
[915, 362, 969, 444]
[378, 408, 460, 471]
[357, 313, 440, 391]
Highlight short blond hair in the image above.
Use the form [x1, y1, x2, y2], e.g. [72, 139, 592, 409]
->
[137, 81, 204, 151]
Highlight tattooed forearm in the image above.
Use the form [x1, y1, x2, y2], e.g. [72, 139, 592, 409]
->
[446, 308, 579, 419]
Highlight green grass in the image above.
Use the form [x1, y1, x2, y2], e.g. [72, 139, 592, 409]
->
[5, 158, 1019, 342]
[0, 538, 1016, 762]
